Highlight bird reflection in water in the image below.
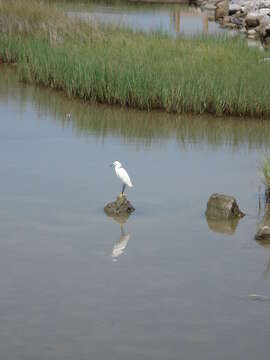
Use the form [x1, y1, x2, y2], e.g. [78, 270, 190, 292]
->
[105, 212, 131, 261]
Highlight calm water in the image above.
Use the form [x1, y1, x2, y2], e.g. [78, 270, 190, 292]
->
[60, 0, 225, 35]
[1, 65, 270, 360]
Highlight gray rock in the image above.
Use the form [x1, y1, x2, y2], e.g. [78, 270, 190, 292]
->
[104, 194, 135, 217]
[231, 16, 244, 26]
[205, 193, 245, 220]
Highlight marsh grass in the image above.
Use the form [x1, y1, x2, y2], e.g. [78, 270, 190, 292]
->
[259, 157, 270, 203]
[1, 0, 270, 116]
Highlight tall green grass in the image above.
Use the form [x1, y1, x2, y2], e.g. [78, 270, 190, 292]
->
[0, 0, 270, 117]
[259, 157, 270, 203]
[260, 157, 270, 187]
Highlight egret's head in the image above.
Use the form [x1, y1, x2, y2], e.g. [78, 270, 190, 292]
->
[111, 161, 122, 168]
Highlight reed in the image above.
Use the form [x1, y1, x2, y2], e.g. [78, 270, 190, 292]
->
[260, 157, 270, 203]
[0, 0, 270, 117]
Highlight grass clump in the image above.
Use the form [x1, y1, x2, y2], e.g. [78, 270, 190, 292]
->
[261, 158, 270, 188]
[259, 157, 270, 203]
[1, 0, 270, 117]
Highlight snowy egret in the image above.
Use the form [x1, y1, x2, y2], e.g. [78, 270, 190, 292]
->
[111, 161, 133, 196]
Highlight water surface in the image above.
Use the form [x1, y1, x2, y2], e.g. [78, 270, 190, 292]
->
[1, 66, 270, 360]
[57, 0, 225, 35]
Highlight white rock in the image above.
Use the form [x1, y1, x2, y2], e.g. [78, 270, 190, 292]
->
[259, 0, 270, 9]
[229, 4, 242, 13]
[257, 8, 270, 15]
[248, 29, 257, 35]
[204, 4, 217, 11]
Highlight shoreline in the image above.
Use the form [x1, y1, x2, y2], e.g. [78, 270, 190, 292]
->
[128, 0, 189, 3]
[0, 0, 270, 118]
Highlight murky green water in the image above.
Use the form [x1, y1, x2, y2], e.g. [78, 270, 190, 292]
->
[58, 0, 225, 36]
[1, 65, 270, 360]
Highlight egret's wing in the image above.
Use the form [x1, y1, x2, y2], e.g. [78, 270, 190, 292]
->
[116, 167, 133, 187]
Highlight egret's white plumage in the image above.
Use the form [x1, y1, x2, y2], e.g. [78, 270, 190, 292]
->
[111, 161, 133, 195]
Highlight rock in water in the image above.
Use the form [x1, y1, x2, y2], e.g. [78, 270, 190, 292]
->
[205, 193, 245, 220]
[255, 204, 270, 240]
[104, 195, 135, 217]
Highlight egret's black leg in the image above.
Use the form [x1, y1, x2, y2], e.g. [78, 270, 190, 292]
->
[122, 183, 126, 195]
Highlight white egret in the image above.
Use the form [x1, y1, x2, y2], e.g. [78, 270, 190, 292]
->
[111, 161, 133, 196]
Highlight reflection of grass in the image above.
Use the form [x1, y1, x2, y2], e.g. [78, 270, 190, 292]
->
[1, 1, 270, 117]
[3, 66, 270, 151]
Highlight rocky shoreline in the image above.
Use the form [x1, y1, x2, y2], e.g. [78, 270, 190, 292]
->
[193, 0, 270, 48]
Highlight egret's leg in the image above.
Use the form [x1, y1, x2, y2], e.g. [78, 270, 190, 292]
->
[122, 183, 126, 195]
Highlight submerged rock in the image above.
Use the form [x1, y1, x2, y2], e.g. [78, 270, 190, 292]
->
[205, 193, 245, 220]
[104, 194, 135, 217]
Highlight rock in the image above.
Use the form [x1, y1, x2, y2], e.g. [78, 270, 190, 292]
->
[256, 225, 270, 239]
[255, 205, 270, 240]
[245, 14, 260, 28]
[229, 3, 242, 15]
[204, 4, 217, 11]
[205, 193, 245, 220]
[258, 22, 270, 36]
[231, 16, 244, 26]
[259, 0, 270, 9]
[248, 28, 258, 37]
[215, 0, 229, 20]
[258, 8, 270, 16]
[104, 194, 135, 217]
[257, 21, 270, 47]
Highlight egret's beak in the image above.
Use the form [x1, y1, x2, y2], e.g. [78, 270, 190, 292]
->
[110, 163, 113, 167]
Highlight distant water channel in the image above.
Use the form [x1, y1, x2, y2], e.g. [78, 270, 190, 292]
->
[59, 0, 225, 36]
[1, 65, 270, 360]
